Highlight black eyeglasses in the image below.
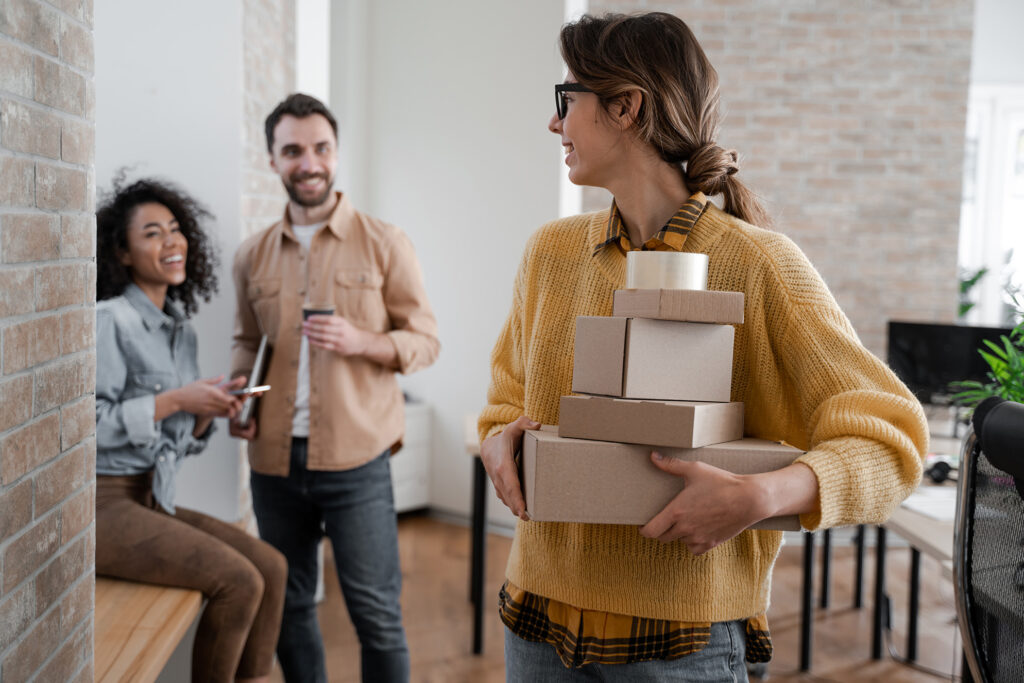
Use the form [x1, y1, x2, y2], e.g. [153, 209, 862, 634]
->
[555, 83, 593, 120]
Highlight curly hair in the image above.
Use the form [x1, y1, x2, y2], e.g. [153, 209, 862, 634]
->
[96, 176, 219, 317]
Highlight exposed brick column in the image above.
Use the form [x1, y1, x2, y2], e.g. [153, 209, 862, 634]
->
[236, 0, 296, 532]
[0, 0, 96, 680]
[242, 0, 295, 239]
[585, 1, 973, 356]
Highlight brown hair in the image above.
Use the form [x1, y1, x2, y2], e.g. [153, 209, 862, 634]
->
[560, 12, 771, 227]
[265, 93, 338, 153]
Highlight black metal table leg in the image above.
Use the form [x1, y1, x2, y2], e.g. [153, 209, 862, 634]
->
[907, 547, 921, 662]
[819, 528, 832, 609]
[872, 526, 888, 660]
[800, 531, 814, 672]
[853, 524, 865, 608]
[470, 456, 488, 654]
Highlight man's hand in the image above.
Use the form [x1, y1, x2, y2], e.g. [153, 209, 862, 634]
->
[639, 453, 768, 555]
[229, 417, 258, 441]
[303, 314, 369, 356]
[480, 415, 540, 521]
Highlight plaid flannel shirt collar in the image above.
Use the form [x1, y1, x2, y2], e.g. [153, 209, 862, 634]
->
[591, 192, 709, 256]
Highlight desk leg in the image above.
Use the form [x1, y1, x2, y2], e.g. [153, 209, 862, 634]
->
[907, 548, 920, 662]
[470, 457, 488, 655]
[819, 528, 832, 609]
[800, 532, 814, 672]
[872, 526, 887, 660]
[853, 524, 865, 609]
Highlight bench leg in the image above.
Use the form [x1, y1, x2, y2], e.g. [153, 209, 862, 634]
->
[906, 547, 921, 661]
[800, 531, 814, 672]
[470, 457, 488, 655]
[853, 524, 865, 609]
[819, 528, 832, 609]
[872, 526, 888, 660]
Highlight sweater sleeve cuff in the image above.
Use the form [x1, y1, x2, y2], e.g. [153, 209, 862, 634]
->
[122, 395, 160, 447]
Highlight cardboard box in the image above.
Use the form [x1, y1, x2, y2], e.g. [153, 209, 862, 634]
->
[558, 395, 744, 448]
[521, 428, 802, 530]
[572, 316, 734, 402]
[613, 288, 744, 324]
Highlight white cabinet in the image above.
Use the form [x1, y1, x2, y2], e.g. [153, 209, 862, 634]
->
[391, 402, 431, 512]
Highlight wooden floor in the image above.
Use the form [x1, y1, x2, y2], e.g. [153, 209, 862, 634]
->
[269, 514, 963, 682]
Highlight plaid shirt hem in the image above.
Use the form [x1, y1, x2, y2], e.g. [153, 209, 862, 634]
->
[499, 582, 773, 668]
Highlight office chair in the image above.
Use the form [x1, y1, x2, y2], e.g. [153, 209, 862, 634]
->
[954, 397, 1024, 683]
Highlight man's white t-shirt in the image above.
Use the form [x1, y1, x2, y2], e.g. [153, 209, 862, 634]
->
[290, 222, 324, 437]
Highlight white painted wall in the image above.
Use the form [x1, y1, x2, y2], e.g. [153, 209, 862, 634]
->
[296, 0, 331, 102]
[330, 0, 566, 526]
[95, 0, 244, 521]
[971, 0, 1024, 85]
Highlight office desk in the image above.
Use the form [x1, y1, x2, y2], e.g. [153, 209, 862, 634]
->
[800, 434, 960, 671]
[872, 493, 956, 662]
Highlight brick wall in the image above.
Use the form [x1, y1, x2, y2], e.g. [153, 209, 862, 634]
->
[241, 0, 295, 239]
[0, 0, 95, 680]
[585, 0, 973, 356]
[237, 0, 296, 529]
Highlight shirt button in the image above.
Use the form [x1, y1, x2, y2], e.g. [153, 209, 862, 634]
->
[158, 455, 166, 462]
[155, 384, 162, 391]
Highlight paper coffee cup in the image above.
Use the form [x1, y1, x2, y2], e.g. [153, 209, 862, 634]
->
[625, 252, 708, 290]
[302, 303, 335, 320]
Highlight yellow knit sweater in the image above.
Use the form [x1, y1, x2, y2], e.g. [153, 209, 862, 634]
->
[480, 203, 929, 622]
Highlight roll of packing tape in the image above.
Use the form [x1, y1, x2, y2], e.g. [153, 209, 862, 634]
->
[625, 252, 709, 290]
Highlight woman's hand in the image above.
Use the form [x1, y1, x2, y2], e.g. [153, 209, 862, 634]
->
[172, 374, 244, 420]
[639, 455, 820, 555]
[480, 415, 540, 521]
[639, 453, 768, 555]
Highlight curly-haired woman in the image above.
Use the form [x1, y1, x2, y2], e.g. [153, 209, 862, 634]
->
[95, 177, 286, 683]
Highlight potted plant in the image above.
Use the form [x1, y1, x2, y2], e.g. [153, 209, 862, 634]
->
[951, 291, 1024, 408]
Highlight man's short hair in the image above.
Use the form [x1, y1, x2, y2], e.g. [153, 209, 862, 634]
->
[265, 93, 339, 152]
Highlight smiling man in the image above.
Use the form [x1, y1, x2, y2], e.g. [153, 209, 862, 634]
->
[229, 93, 439, 683]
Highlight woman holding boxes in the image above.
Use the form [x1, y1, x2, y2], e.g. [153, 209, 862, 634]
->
[479, 12, 928, 682]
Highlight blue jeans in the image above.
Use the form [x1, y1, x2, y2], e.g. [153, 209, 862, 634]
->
[250, 440, 409, 683]
[504, 621, 748, 682]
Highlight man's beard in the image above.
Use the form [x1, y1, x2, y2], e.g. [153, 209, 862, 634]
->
[284, 173, 335, 208]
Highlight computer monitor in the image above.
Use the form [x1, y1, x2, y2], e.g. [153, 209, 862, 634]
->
[887, 321, 1016, 404]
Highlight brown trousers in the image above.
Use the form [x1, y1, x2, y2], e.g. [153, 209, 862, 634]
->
[95, 473, 287, 682]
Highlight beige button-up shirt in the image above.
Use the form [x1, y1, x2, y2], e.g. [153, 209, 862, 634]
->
[231, 193, 439, 476]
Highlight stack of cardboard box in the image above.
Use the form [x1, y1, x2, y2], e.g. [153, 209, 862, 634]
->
[520, 288, 803, 530]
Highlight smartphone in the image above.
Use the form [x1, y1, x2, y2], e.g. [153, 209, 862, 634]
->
[229, 385, 270, 396]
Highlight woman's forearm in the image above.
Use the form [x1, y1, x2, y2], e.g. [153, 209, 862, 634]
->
[153, 390, 181, 422]
[752, 462, 821, 519]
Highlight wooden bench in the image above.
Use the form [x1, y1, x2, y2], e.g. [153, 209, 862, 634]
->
[95, 577, 203, 682]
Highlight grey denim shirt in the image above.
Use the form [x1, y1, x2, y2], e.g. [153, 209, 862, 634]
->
[95, 283, 214, 513]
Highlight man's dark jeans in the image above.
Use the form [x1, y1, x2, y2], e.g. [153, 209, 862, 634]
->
[251, 440, 410, 683]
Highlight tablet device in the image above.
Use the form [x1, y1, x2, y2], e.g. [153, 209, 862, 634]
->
[237, 335, 269, 427]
